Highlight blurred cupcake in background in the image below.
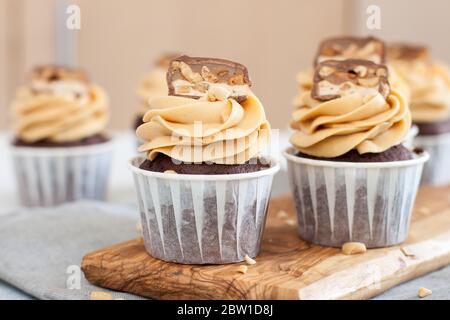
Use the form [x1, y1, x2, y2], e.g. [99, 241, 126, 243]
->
[388, 44, 450, 185]
[130, 55, 279, 264]
[293, 36, 417, 147]
[134, 53, 180, 130]
[10, 65, 114, 207]
[285, 59, 428, 248]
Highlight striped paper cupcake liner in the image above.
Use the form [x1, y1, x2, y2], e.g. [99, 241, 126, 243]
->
[414, 132, 450, 186]
[10, 140, 115, 208]
[129, 157, 280, 264]
[284, 148, 428, 248]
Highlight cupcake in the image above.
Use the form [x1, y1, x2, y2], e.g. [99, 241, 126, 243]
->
[388, 44, 450, 185]
[134, 53, 180, 130]
[285, 59, 428, 248]
[10, 65, 114, 207]
[129, 55, 280, 264]
[294, 36, 417, 147]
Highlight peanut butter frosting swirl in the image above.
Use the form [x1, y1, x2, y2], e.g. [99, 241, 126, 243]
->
[12, 80, 109, 143]
[390, 60, 450, 123]
[290, 89, 411, 158]
[136, 94, 270, 164]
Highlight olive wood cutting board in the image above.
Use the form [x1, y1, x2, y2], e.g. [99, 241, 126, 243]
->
[82, 185, 450, 300]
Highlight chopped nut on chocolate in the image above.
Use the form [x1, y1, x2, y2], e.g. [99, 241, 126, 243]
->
[314, 36, 386, 65]
[311, 59, 390, 101]
[30, 65, 89, 83]
[244, 254, 256, 265]
[342, 242, 367, 255]
[167, 55, 252, 102]
[418, 287, 432, 298]
[388, 44, 429, 61]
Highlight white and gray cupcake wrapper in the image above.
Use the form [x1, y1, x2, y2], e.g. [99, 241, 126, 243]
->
[284, 148, 429, 248]
[10, 140, 115, 208]
[414, 131, 450, 186]
[129, 157, 280, 264]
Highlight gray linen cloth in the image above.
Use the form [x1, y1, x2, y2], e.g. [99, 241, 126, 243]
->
[0, 200, 448, 300]
[0, 201, 143, 300]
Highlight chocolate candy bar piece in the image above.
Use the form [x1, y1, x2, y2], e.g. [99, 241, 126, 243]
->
[167, 55, 252, 102]
[311, 59, 390, 101]
[314, 36, 385, 65]
[31, 65, 89, 83]
[387, 44, 429, 61]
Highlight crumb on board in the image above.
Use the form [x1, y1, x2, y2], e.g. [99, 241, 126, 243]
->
[238, 265, 248, 274]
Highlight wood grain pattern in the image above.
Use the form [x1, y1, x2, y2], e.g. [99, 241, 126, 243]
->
[82, 186, 450, 300]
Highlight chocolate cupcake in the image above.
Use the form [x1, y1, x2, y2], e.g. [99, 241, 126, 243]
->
[388, 44, 450, 185]
[285, 59, 428, 248]
[129, 55, 279, 264]
[134, 53, 181, 131]
[294, 36, 417, 147]
[10, 65, 114, 207]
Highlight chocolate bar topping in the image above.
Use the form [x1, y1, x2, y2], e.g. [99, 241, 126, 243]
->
[167, 55, 252, 102]
[314, 36, 385, 65]
[311, 59, 390, 101]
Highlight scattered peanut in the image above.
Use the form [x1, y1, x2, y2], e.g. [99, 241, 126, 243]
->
[418, 287, 432, 298]
[90, 291, 113, 300]
[237, 265, 248, 274]
[342, 242, 367, 255]
[286, 219, 296, 226]
[276, 210, 289, 219]
[244, 254, 256, 265]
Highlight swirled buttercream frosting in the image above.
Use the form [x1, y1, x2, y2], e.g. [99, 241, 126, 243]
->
[12, 66, 109, 143]
[137, 94, 270, 164]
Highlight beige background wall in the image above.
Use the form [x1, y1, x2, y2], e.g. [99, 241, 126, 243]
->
[1, 0, 450, 130]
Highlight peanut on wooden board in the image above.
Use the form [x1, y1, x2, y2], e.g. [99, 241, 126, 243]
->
[341, 242, 367, 255]
[244, 254, 256, 265]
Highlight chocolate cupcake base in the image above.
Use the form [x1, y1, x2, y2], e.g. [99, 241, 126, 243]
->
[129, 157, 280, 264]
[10, 139, 115, 207]
[284, 147, 428, 248]
[139, 154, 270, 174]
